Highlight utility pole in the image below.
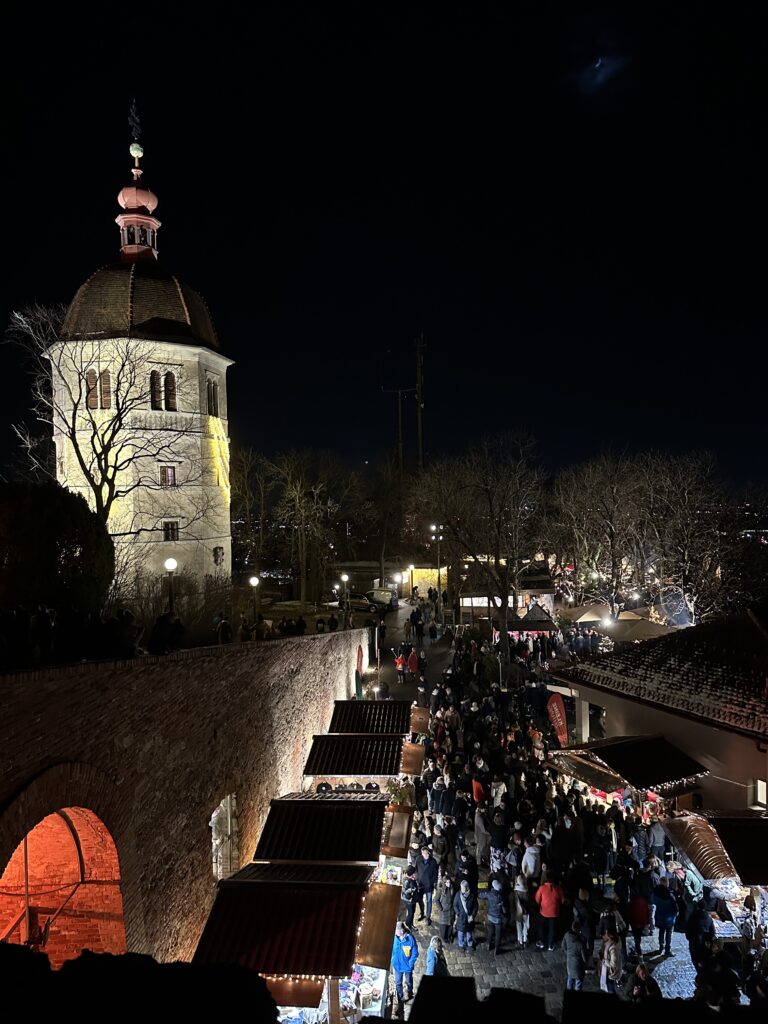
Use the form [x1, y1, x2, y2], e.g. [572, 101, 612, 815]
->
[415, 333, 425, 471]
[382, 384, 415, 476]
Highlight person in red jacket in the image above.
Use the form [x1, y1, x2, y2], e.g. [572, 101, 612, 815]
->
[407, 648, 419, 680]
[394, 652, 407, 684]
[627, 890, 652, 960]
[535, 873, 568, 951]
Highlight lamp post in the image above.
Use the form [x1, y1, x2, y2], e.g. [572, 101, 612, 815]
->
[430, 525, 443, 627]
[341, 574, 349, 627]
[394, 572, 402, 599]
[164, 558, 177, 615]
[408, 564, 415, 601]
[248, 575, 260, 622]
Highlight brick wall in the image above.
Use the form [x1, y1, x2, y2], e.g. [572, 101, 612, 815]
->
[0, 630, 369, 963]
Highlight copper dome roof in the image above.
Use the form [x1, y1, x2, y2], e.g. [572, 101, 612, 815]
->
[62, 259, 220, 350]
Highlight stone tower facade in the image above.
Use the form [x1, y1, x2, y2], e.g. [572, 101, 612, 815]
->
[51, 138, 233, 582]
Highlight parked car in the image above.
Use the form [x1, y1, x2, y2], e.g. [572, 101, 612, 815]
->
[346, 594, 382, 615]
[367, 588, 398, 611]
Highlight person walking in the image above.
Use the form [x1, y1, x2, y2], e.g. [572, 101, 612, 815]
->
[598, 930, 623, 994]
[453, 880, 478, 952]
[425, 935, 449, 977]
[391, 921, 419, 1011]
[535, 873, 568, 951]
[394, 651, 407, 685]
[401, 866, 420, 932]
[479, 879, 508, 955]
[651, 876, 678, 956]
[628, 889, 652, 960]
[562, 920, 589, 991]
[408, 647, 419, 681]
[404, 617, 412, 643]
[434, 876, 454, 944]
[686, 898, 716, 970]
[512, 874, 531, 947]
[416, 846, 439, 925]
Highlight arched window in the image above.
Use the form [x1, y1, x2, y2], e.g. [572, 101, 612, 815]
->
[86, 369, 98, 410]
[99, 369, 111, 409]
[212, 381, 219, 417]
[126, 225, 135, 245]
[206, 379, 214, 415]
[164, 372, 177, 411]
[150, 370, 162, 410]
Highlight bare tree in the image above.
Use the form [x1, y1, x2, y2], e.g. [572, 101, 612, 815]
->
[420, 434, 544, 671]
[230, 444, 275, 577]
[7, 304, 216, 542]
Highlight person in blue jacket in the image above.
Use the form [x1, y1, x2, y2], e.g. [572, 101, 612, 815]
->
[391, 921, 419, 1008]
[425, 935, 449, 976]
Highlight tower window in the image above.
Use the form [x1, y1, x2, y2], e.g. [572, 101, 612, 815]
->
[164, 372, 177, 412]
[150, 370, 162, 410]
[126, 225, 136, 245]
[163, 520, 180, 542]
[99, 369, 111, 409]
[207, 378, 220, 417]
[213, 546, 224, 567]
[86, 369, 98, 410]
[138, 225, 148, 246]
[160, 466, 177, 488]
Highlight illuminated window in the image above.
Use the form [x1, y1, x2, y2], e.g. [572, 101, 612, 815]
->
[163, 521, 179, 542]
[757, 779, 767, 807]
[150, 370, 162, 410]
[164, 372, 177, 411]
[160, 465, 176, 488]
[207, 378, 219, 417]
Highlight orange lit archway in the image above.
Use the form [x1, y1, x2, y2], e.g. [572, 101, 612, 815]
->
[0, 807, 127, 968]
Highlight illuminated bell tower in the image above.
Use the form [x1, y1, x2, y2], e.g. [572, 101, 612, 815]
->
[56, 122, 234, 582]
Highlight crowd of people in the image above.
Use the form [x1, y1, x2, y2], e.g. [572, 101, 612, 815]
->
[388, 603, 760, 1013]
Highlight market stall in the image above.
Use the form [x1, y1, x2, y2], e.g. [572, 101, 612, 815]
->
[302, 732, 425, 793]
[661, 811, 768, 948]
[194, 862, 401, 1021]
[549, 734, 709, 811]
[328, 699, 428, 737]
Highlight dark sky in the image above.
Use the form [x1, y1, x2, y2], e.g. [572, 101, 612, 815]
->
[1, 5, 765, 485]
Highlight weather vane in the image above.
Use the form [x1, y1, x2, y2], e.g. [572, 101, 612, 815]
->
[128, 99, 144, 166]
[128, 99, 142, 142]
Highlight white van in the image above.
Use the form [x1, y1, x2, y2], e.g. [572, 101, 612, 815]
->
[367, 587, 398, 610]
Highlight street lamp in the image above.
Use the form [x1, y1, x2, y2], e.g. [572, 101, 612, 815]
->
[341, 574, 349, 626]
[164, 558, 178, 615]
[430, 524, 444, 627]
[408, 564, 415, 600]
[249, 575, 260, 622]
[393, 572, 402, 598]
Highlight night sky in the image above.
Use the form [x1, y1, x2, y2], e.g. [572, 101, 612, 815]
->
[1, 5, 765, 485]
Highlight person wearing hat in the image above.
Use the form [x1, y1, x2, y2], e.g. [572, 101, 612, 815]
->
[453, 879, 478, 951]
[562, 919, 589, 990]
[416, 681, 429, 709]
[401, 865, 421, 932]
[391, 921, 419, 1009]
[479, 878, 508, 955]
[454, 847, 479, 895]
[434, 875, 455, 944]
[416, 845, 439, 925]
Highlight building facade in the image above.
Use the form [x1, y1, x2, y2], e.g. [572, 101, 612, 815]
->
[51, 139, 233, 581]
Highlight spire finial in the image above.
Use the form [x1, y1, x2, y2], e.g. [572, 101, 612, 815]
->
[128, 99, 144, 174]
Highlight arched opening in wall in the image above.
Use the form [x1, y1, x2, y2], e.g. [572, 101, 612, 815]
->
[209, 794, 239, 881]
[0, 807, 127, 969]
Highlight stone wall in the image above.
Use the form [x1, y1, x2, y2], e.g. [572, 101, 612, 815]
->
[0, 630, 369, 962]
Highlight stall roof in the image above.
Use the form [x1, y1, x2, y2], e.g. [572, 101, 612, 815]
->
[194, 866, 367, 978]
[552, 735, 708, 795]
[518, 604, 558, 630]
[661, 814, 738, 883]
[329, 700, 422, 735]
[550, 751, 624, 794]
[254, 797, 387, 863]
[700, 811, 768, 887]
[304, 733, 421, 778]
[194, 868, 398, 1008]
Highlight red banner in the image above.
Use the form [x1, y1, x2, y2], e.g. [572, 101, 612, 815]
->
[547, 693, 569, 748]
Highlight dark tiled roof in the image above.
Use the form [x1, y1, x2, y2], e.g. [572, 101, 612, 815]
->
[225, 863, 372, 887]
[551, 612, 768, 739]
[303, 733, 406, 777]
[62, 259, 220, 350]
[254, 797, 386, 863]
[329, 700, 413, 735]
[519, 604, 557, 628]
[194, 866, 366, 975]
